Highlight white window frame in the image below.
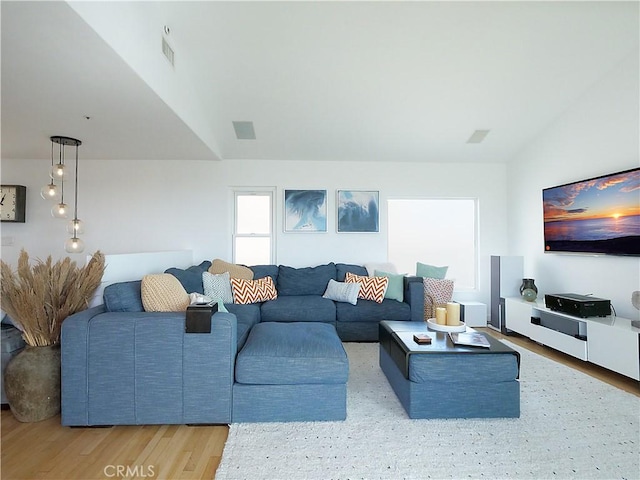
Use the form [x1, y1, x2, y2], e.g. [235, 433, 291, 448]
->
[232, 188, 276, 265]
[387, 197, 479, 291]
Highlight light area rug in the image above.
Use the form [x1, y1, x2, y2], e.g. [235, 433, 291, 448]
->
[215, 341, 639, 480]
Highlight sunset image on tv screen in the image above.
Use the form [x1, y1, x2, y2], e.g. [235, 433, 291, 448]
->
[543, 168, 640, 255]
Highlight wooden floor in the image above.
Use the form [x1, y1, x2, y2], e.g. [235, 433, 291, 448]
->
[1, 331, 638, 480]
[0, 413, 229, 480]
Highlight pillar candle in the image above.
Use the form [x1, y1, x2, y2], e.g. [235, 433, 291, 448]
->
[446, 302, 460, 326]
[435, 307, 447, 325]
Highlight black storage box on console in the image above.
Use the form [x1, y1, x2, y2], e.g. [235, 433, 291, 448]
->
[185, 302, 218, 333]
[544, 293, 611, 318]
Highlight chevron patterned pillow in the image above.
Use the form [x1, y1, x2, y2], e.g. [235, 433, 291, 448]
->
[230, 276, 278, 304]
[345, 272, 388, 304]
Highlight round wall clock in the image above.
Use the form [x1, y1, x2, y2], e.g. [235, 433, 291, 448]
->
[0, 185, 27, 223]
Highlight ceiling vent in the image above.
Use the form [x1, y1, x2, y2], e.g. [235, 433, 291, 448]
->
[162, 37, 174, 66]
[467, 129, 490, 144]
[233, 121, 256, 140]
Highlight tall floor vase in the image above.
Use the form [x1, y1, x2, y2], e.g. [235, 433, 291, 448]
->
[4, 344, 61, 422]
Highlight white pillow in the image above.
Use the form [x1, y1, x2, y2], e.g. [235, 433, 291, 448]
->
[364, 262, 397, 277]
[322, 279, 361, 305]
[202, 271, 233, 304]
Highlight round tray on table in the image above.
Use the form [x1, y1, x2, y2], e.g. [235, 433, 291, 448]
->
[426, 319, 466, 332]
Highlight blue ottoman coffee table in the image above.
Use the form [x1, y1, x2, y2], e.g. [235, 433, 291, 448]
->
[232, 322, 349, 422]
[379, 320, 520, 419]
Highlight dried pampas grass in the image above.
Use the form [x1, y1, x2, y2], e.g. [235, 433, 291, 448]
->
[1, 250, 105, 346]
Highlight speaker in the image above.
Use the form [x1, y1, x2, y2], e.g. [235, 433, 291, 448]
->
[490, 255, 523, 333]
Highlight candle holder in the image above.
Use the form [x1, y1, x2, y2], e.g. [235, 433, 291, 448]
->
[424, 295, 448, 321]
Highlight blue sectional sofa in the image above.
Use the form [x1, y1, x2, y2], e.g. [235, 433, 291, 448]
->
[61, 261, 425, 426]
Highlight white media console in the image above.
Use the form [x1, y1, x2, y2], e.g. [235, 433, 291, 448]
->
[504, 296, 640, 381]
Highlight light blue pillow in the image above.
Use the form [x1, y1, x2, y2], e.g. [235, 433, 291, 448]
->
[375, 270, 404, 302]
[202, 271, 233, 304]
[322, 279, 360, 305]
[215, 298, 228, 313]
[416, 262, 448, 279]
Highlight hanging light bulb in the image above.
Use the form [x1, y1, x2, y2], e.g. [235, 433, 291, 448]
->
[52, 136, 66, 179]
[64, 236, 85, 253]
[66, 218, 85, 235]
[51, 202, 68, 218]
[41, 140, 58, 200]
[51, 162, 65, 179]
[40, 182, 57, 200]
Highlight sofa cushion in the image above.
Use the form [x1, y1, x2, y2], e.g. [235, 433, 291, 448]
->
[103, 281, 144, 312]
[250, 265, 279, 283]
[141, 274, 190, 312]
[209, 259, 254, 280]
[231, 277, 278, 304]
[336, 263, 368, 281]
[235, 322, 348, 385]
[225, 303, 261, 349]
[322, 279, 360, 305]
[277, 263, 336, 296]
[164, 261, 211, 294]
[375, 270, 405, 302]
[336, 298, 411, 322]
[345, 272, 388, 303]
[202, 271, 234, 304]
[261, 295, 336, 323]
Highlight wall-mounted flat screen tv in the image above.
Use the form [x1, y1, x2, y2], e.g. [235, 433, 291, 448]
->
[543, 167, 640, 256]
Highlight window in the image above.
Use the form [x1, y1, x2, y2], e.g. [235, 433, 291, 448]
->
[233, 190, 274, 265]
[388, 198, 477, 290]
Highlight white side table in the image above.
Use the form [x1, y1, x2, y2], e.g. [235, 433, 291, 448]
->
[459, 301, 487, 327]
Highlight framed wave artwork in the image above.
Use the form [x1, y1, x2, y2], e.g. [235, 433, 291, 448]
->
[284, 189, 327, 232]
[337, 190, 379, 233]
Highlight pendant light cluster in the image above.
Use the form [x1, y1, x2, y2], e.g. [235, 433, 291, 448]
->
[41, 136, 85, 253]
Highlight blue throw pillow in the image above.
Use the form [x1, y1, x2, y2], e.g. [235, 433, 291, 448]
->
[336, 263, 368, 282]
[165, 261, 212, 294]
[250, 265, 279, 284]
[103, 281, 144, 312]
[277, 263, 337, 296]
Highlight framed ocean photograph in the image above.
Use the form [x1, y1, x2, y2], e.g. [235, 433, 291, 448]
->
[337, 190, 379, 233]
[284, 189, 328, 232]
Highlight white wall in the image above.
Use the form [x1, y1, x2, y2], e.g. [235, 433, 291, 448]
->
[67, 1, 221, 158]
[507, 51, 640, 320]
[0, 158, 507, 308]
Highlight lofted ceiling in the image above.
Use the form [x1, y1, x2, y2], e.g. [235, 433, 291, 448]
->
[1, 1, 638, 162]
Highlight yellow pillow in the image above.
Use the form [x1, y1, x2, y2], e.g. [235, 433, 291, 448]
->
[345, 272, 389, 304]
[141, 274, 190, 312]
[209, 259, 254, 280]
